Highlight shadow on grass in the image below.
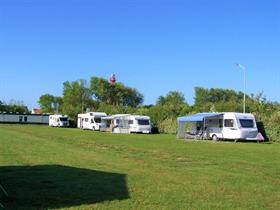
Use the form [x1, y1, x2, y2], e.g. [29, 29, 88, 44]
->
[0, 165, 129, 209]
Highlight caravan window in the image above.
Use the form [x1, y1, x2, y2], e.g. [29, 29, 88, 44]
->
[60, 117, 68, 122]
[129, 120, 134, 124]
[24, 116, 28, 122]
[137, 119, 150, 125]
[239, 119, 254, 128]
[94, 117, 101, 123]
[224, 119, 234, 127]
[219, 119, 223, 128]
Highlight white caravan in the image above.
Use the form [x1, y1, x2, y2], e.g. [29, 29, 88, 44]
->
[77, 112, 107, 130]
[100, 114, 131, 133]
[128, 115, 152, 134]
[100, 114, 152, 134]
[49, 114, 69, 127]
[177, 112, 259, 141]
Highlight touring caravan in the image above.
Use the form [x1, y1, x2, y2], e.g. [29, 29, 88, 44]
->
[177, 112, 259, 141]
[49, 114, 69, 127]
[128, 115, 152, 134]
[77, 112, 107, 130]
[100, 114, 131, 133]
[100, 114, 152, 134]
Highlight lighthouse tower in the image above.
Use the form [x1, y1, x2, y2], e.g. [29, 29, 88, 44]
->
[109, 73, 116, 85]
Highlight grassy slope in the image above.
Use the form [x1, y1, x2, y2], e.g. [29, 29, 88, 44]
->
[0, 124, 279, 210]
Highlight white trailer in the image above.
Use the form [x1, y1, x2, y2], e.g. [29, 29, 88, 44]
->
[49, 114, 69, 127]
[177, 112, 259, 141]
[0, 112, 49, 124]
[127, 115, 152, 134]
[100, 114, 152, 134]
[77, 112, 107, 130]
[100, 114, 131, 133]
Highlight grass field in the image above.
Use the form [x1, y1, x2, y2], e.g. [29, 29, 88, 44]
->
[0, 124, 279, 210]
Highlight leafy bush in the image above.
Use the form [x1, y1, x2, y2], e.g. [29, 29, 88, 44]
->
[264, 112, 280, 142]
[158, 118, 177, 134]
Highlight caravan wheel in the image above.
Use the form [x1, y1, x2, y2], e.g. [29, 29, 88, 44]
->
[212, 135, 218, 141]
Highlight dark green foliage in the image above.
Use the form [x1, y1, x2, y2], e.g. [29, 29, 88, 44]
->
[158, 118, 177, 134]
[90, 76, 143, 108]
[38, 94, 62, 114]
[96, 103, 136, 115]
[245, 93, 280, 142]
[61, 79, 94, 120]
[0, 100, 29, 114]
[146, 91, 190, 133]
[194, 87, 244, 112]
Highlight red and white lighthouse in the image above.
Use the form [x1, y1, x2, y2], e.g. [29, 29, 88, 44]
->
[109, 73, 116, 85]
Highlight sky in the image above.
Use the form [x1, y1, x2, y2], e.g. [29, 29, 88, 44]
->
[0, 0, 279, 109]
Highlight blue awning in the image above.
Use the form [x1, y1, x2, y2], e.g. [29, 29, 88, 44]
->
[177, 112, 223, 122]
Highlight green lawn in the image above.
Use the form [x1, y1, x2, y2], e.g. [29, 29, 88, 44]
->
[0, 124, 279, 210]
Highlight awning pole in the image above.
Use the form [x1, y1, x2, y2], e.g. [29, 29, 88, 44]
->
[203, 118, 205, 139]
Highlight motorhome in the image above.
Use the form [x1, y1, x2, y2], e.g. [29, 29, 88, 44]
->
[77, 112, 107, 130]
[177, 112, 259, 141]
[49, 114, 69, 127]
[128, 115, 152, 134]
[0, 112, 49, 124]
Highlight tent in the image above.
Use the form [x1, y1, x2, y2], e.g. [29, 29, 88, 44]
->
[177, 112, 223, 139]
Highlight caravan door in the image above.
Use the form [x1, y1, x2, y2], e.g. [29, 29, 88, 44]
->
[222, 118, 239, 139]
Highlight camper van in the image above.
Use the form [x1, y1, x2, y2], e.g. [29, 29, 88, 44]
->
[177, 112, 259, 141]
[49, 114, 69, 127]
[77, 112, 107, 130]
[128, 115, 152, 134]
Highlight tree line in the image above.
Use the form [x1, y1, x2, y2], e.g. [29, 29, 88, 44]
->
[2, 75, 280, 142]
[0, 100, 29, 113]
[38, 77, 144, 120]
[36, 75, 280, 141]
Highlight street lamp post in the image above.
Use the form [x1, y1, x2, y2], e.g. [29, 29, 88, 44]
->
[236, 63, 246, 113]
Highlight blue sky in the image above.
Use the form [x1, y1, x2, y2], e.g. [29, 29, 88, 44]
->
[0, 0, 279, 108]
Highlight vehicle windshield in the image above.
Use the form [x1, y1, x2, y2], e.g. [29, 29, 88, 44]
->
[94, 117, 101, 123]
[137, 119, 150, 125]
[239, 119, 254, 128]
[59, 117, 68, 122]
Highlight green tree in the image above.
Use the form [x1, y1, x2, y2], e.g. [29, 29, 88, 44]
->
[0, 100, 29, 113]
[194, 87, 245, 112]
[147, 91, 190, 132]
[38, 94, 62, 113]
[62, 79, 94, 120]
[90, 76, 143, 108]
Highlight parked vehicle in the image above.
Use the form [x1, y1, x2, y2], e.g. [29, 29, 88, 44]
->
[100, 114, 130, 133]
[49, 114, 69, 127]
[77, 112, 107, 130]
[0, 112, 49, 124]
[127, 115, 152, 134]
[177, 112, 259, 141]
[100, 114, 152, 134]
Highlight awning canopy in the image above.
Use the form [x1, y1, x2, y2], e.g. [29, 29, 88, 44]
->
[177, 112, 223, 123]
[101, 114, 130, 120]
